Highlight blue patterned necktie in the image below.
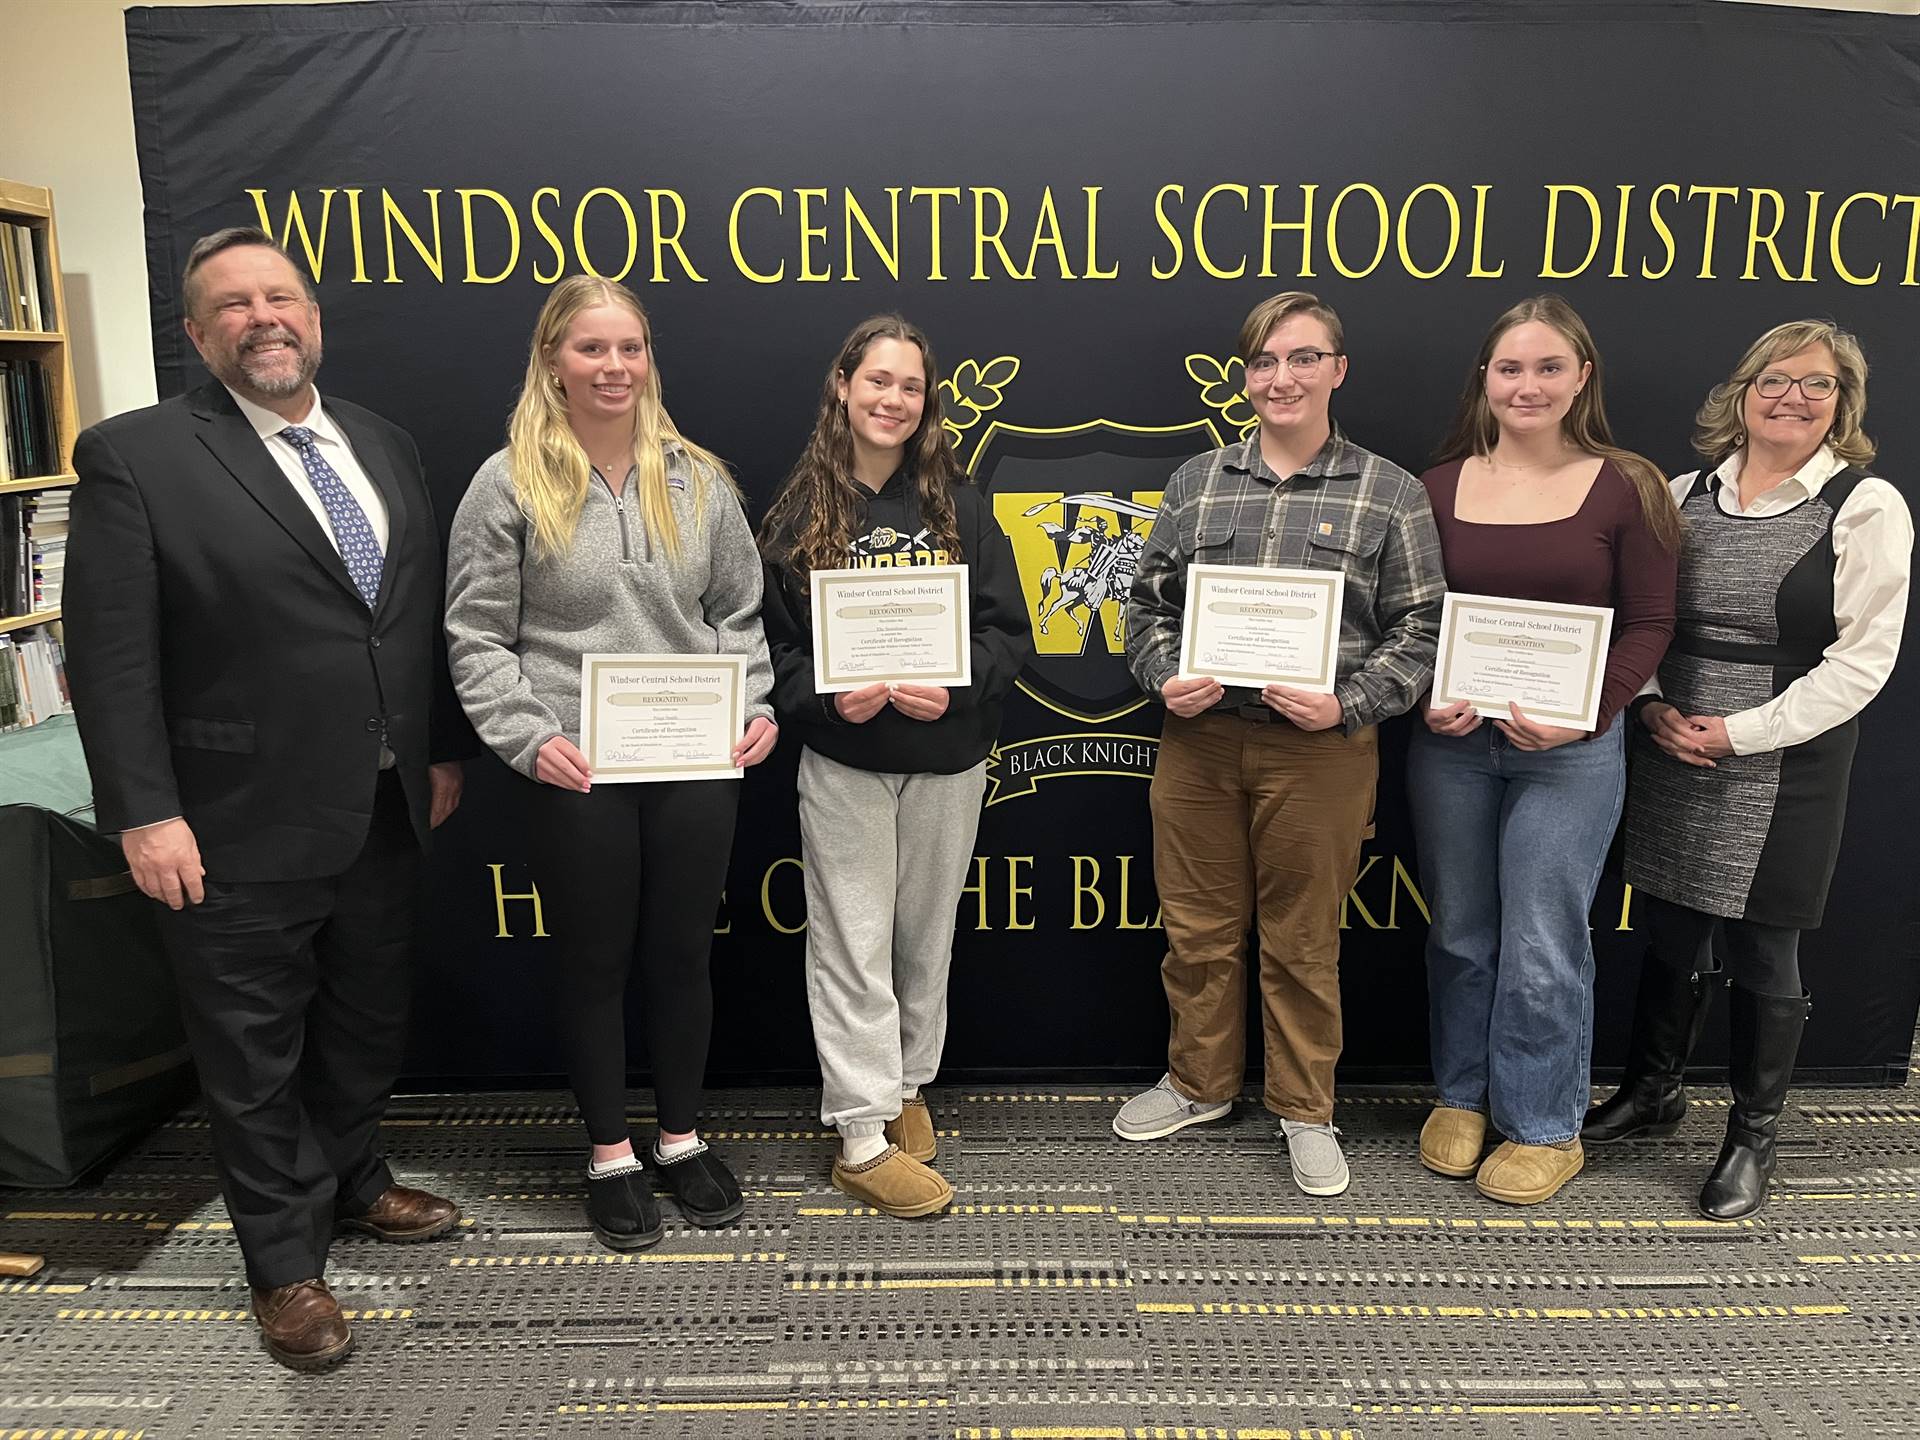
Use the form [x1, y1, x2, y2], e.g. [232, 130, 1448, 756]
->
[279, 424, 384, 607]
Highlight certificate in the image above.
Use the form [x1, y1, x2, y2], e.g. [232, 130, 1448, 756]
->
[1431, 593, 1614, 731]
[1178, 563, 1344, 692]
[810, 564, 972, 693]
[578, 653, 745, 783]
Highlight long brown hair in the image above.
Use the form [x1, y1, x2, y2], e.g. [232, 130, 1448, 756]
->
[759, 314, 965, 580]
[1434, 294, 1681, 550]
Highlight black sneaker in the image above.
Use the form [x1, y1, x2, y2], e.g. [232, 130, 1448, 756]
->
[650, 1143, 745, 1227]
[585, 1168, 663, 1251]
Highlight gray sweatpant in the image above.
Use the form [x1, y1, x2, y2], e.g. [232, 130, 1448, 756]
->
[798, 745, 988, 1138]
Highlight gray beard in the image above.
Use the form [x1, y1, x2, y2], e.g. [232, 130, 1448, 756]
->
[228, 337, 326, 401]
[236, 347, 321, 398]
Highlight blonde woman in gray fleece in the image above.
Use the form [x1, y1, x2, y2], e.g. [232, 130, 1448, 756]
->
[445, 276, 776, 1253]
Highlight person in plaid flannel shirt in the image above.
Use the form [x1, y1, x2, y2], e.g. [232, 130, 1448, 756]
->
[1111, 291, 1445, 1198]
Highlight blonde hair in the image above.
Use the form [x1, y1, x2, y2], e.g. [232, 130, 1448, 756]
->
[1693, 319, 1875, 469]
[506, 276, 728, 561]
[1434, 294, 1680, 551]
[1236, 290, 1345, 364]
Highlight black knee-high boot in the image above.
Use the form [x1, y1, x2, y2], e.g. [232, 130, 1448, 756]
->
[1698, 987, 1810, 1221]
[1582, 952, 1718, 1144]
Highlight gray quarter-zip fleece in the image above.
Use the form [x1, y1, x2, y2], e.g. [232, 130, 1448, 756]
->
[446, 445, 774, 777]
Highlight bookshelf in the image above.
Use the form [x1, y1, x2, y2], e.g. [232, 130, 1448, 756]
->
[0, 610, 61, 636]
[0, 179, 79, 729]
[0, 180, 80, 502]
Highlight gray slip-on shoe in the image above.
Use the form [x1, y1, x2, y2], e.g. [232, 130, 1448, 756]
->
[1278, 1118, 1350, 1196]
[1113, 1073, 1232, 1141]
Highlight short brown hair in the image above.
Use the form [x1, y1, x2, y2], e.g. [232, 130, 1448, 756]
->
[1693, 319, 1874, 468]
[1236, 290, 1345, 364]
[181, 226, 315, 319]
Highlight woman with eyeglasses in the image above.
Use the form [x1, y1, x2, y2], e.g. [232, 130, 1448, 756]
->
[1586, 320, 1912, 1220]
[1410, 295, 1679, 1206]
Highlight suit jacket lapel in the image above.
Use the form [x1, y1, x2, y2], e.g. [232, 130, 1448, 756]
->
[329, 405, 410, 617]
[191, 383, 363, 605]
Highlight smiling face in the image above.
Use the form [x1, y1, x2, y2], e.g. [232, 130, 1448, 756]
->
[551, 303, 651, 426]
[1483, 319, 1590, 442]
[836, 336, 927, 463]
[1742, 342, 1840, 461]
[184, 245, 323, 404]
[1243, 313, 1346, 441]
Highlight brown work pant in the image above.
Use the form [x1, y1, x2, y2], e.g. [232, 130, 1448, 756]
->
[1150, 711, 1378, 1123]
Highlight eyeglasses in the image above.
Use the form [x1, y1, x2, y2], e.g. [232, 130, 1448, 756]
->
[1246, 349, 1342, 381]
[1752, 372, 1840, 401]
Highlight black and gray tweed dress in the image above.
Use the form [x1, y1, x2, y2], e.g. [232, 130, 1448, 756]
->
[1622, 467, 1868, 929]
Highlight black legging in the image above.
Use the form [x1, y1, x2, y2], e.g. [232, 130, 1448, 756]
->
[1643, 892, 1802, 997]
[525, 778, 739, 1142]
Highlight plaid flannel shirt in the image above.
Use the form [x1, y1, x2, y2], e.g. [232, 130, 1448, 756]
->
[1125, 428, 1445, 733]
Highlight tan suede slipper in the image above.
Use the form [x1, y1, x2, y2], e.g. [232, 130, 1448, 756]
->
[885, 1096, 938, 1163]
[831, 1145, 954, 1219]
[1475, 1138, 1584, 1205]
[1419, 1105, 1488, 1178]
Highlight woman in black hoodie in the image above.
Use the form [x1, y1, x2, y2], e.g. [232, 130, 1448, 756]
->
[759, 314, 1030, 1218]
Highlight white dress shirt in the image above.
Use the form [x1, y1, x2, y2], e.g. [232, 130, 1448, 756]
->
[225, 385, 391, 554]
[1647, 444, 1913, 756]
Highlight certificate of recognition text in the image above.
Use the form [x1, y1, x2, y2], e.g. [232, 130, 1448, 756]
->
[810, 565, 972, 693]
[1430, 593, 1614, 731]
[578, 654, 746, 783]
[1178, 563, 1345, 692]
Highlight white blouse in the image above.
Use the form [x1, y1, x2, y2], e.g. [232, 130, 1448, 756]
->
[1650, 444, 1912, 756]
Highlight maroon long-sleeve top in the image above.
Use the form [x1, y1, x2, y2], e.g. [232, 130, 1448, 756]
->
[1420, 458, 1678, 734]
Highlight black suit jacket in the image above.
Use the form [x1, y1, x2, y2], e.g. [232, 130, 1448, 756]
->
[65, 381, 470, 882]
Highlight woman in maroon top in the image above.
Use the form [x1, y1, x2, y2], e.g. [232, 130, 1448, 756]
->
[1409, 295, 1680, 1205]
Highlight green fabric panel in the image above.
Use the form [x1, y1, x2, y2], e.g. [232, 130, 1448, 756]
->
[0, 714, 94, 819]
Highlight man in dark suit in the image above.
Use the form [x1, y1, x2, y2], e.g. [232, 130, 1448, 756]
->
[65, 228, 469, 1372]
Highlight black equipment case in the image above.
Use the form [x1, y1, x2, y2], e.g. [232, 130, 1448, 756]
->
[0, 715, 193, 1187]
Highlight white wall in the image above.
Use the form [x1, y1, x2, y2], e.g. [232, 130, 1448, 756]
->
[0, 0, 1909, 427]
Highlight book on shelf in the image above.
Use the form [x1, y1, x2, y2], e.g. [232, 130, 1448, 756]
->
[0, 354, 58, 480]
[0, 623, 70, 731]
[0, 221, 55, 333]
[29, 543, 64, 611]
[1, 493, 20, 614]
[3, 491, 71, 614]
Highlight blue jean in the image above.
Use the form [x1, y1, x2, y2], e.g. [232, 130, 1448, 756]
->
[1406, 721, 1626, 1144]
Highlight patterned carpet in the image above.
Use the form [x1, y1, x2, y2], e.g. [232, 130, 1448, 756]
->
[4, 1082, 1919, 1439]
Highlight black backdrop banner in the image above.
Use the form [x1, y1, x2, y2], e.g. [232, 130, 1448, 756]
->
[126, 1, 1920, 1084]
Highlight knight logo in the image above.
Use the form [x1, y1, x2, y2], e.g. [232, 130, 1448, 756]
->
[970, 417, 1223, 722]
[968, 417, 1224, 804]
[1030, 506, 1155, 647]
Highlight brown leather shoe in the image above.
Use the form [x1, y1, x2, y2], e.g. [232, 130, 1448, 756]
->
[832, 1145, 954, 1219]
[337, 1184, 460, 1242]
[1475, 1139, 1584, 1205]
[252, 1278, 353, 1371]
[884, 1096, 938, 1163]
